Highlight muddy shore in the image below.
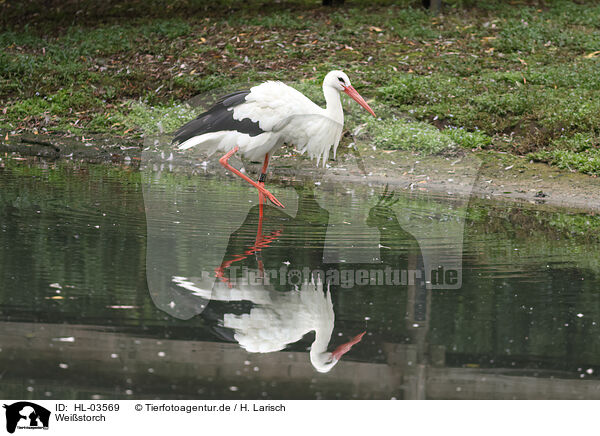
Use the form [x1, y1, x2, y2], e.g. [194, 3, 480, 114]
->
[2, 134, 599, 213]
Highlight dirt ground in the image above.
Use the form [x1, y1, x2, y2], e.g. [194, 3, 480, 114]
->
[3, 134, 598, 213]
[268, 146, 600, 213]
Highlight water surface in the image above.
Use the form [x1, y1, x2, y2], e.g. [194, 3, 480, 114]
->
[1, 158, 600, 399]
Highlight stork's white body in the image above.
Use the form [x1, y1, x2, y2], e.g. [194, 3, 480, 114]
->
[179, 81, 343, 165]
[220, 280, 333, 355]
[172, 276, 343, 372]
[176, 70, 375, 168]
[174, 70, 374, 208]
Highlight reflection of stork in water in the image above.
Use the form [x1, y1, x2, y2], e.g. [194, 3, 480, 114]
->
[173, 185, 365, 372]
[175, 275, 364, 373]
[224, 279, 365, 373]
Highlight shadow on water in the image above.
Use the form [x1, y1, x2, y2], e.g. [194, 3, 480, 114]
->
[1, 158, 600, 399]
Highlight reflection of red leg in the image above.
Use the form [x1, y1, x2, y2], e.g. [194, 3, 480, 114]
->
[256, 205, 265, 277]
[256, 153, 271, 274]
[215, 223, 283, 287]
[219, 147, 284, 208]
[255, 153, 270, 274]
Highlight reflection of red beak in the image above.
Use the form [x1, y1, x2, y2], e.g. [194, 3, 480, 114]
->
[343, 86, 376, 117]
[331, 331, 366, 361]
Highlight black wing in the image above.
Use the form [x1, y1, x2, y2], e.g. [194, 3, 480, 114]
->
[173, 90, 264, 144]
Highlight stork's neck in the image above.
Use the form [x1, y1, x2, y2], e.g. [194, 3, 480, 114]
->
[309, 322, 334, 360]
[313, 326, 332, 352]
[323, 85, 344, 123]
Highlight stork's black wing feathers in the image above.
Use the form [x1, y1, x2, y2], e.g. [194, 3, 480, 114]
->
[173, 90, 264, 144]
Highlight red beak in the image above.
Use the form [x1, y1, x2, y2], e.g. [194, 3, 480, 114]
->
[343, 86, 376, 117]
[331, 331, 366, 361]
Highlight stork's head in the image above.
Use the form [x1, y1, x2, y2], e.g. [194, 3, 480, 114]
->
[324, 70, 376, 117]
[310, 330, 366, 373]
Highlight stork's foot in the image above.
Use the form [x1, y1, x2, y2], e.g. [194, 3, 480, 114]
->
[258, 185, 284, 208]
[218, 147, 283, 208]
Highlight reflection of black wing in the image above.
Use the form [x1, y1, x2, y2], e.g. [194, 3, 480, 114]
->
[172, 91, 264, 145]
[201, 302, 252, 343]
[211, 326, 237, 343]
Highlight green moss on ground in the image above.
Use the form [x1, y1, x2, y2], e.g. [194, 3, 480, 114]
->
[1, 0, 600, 173]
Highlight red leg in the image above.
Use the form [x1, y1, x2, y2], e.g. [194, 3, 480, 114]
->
[219, 147, 284, 208]
[258, 153, 270, 206]
[260, 153, 270, 176]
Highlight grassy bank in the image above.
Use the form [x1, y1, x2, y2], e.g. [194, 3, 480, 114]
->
[1, 0, 600, 175]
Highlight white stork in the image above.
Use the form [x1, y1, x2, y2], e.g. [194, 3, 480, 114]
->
[172, 276, 366, 373]
[173, 70, 376, 208]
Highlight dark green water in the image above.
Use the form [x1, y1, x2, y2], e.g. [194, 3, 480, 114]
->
[1, 158, 600, 399]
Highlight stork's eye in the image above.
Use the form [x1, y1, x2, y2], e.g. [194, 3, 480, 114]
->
[338, 77, 346, 84]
